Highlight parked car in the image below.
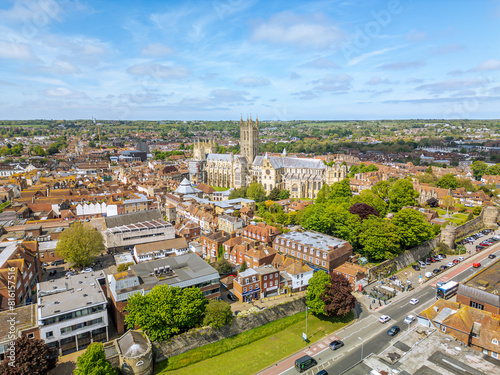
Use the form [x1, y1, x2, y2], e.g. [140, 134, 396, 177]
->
[433, 268, 441, 274]
[488, 254, 497, 259]
[316, 371, 329, 375]
[412, 264, 420, 271]
[418, 261, 426, 268]
[81, 268, 93, 273]
[387, 326, 401, 336]
[458, 256, 464, 262]
[424, 272, 434, 278]
[227, 294, 238, 301]
[65, 271, 77, 277]
[452, 259, 459, 264]
[329, 340, 344, 350]
[409, 298, 419, 305]
[49, 270, 57, 276]
[439, 253, 447, 258]
[440, 265, 448, 271]
[379, 315, 391, 323]
[42, 263, 49, 267]
[447, 262, 454, 267]
[51, 260, 64, 266]
[404, 315, 415, 324]
[476, 245, 486, 251]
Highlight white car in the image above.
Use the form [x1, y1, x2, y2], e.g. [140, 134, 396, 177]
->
[409, 298, 419, 305]
[379, 315, 391, 323]
[81, 268, 93, 273]
[458, 256, 464, 262]
[447, 262, 454, 267]
[404, 315, 415, 324]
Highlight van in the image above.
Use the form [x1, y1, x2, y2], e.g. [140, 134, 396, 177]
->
[295, 355, 317, 373]
[418, 261, 426, 268]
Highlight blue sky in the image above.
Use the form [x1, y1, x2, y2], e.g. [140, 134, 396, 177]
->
[1, 0, 500, 121]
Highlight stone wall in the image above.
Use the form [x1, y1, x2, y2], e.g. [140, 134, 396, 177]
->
[367, 237, 440, 281]
[154, 298, 307, 362]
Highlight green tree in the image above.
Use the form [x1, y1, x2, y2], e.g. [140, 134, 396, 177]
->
[371, 180, 391, 200]
[74, 342, 118, 375]
[247, 183, 266, 202]
[359, 217, 401, 261]
[216, 258, 233, 275]
[388, 179, 419, 212]
[88, 140, 96, 148]
[471, 160, 488, 180]
[233, 209, 240, 217]
[229, 187, 247, 199]
[55, 222, 105, 267]
[315, 183, 331, 204]
[327, 179, 352, 201]
[472, 206, 482, 215]
[117, 262, 133, 272]
[351, 190, 388, 217]
[392, 209, 434, 249]
[268, 186, 281, 201]
[306, 270, 329, 315]
[125, 285, 208, 342]
[239, 260, 248, 272]
[0, 336, 57, 375]
[322, 273, 357, 317]
[278, 189, 290, 200]
[203, 299, 233, 329]
[436, 173, 459, 189]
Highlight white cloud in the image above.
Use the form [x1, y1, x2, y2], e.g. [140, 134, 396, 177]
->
[347, 46, 402, 66]
[416, 79, 490, 94]
[312, 74, 352, 92]
[44, 87, 86, 99]
[236, 76, 270, 87]
[251, 11, 344, 49]
[472, 59, 500, 71]
[40, 60, 80, 75]
[366, 77, 393, 85]
[380, 61, 425, 70]
[127, 64, 190, 79]
[292, 90, 318, 100]
[141, 43, 174, 57]
[0, 40, 35, 60]
[300, 58, 339, 69]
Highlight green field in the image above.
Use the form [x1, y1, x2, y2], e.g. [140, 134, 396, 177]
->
[209, 185, 230, 192]
[155, 310, 354, 375]
[435, 209, 475, 226]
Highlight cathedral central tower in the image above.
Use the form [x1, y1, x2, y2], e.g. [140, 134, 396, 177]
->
[240, 115, 259, 164]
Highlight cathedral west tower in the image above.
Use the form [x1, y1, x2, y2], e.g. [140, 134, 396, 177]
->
[240, 115, 259, 164]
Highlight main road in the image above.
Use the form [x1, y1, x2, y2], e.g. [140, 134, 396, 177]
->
[263, 241, 500, 375]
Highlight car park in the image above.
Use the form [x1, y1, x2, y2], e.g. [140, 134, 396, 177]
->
[488, 254, 497, 259]
[49, 270, 57, 276]
[476, 245, 486, 251]
[316, 371, 329, 375]
[412, 264, 420, 271]
[329, 340, 344, 350]
[433, 268, 441, 274]
[387, 326, 401, 336]
[410, 298, 419, 305]
[404, 315, 415, 324]
[379, 315, 391, 323]
[473, 262, 481, 268]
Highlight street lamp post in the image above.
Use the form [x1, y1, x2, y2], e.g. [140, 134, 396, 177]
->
[305, 306, 308, 339]
[358, 337, 364, 361]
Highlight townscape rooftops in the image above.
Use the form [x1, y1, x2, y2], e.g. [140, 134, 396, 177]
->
[175, 178, 201, 195]
[134, 237, 188, 255]
[0, 304, 37, 342]
[104, 209, 162, 229]
[463, 258, 500, 295]
[106, 219, 173, 235]
[38, 271, 107, 318]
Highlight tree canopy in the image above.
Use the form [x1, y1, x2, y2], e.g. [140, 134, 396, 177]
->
[125, 285, 208, 342]
[327, 179, 352, 201]
[247, 183, 266, 202]
[392, 209, 434, 249]
[55, 222, 105, 267]
[359, 217, 401, 261]
[351, 190, 388, 217]
[321, 273, 357, 317]
[215, 258, 233, 275]
[436, 173, 459, 189]
[74, 342, 118, 375]
[306, 270, 329, 315]
[388, 179, 419, 212]
[348, 203, 379, 221]
[0, 337, 57, 375]
[203, 299, 233, 329]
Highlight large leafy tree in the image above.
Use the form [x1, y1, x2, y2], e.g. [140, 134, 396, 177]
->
[315, 183, 331, 204]
[388, 179, 419, 212]
[306, 270, 329, 315]
[215, 258, 233, 275]
[392, 208, 434, 249]
[359, 217, 401, 261]
[125, 285, 208, 342]
[74, 342, 118, 375]
[436, 173, 459, 189]
[324, 204, 361, 245]
[247, 183, 266, 202]
[279, 189, 290, 199]
[348, 203, 379, 221]
[426, 197, 439, 207]
[301, 204, 331, 234]
[327, 179, 352, 201]
[268, 186, 281, 201]
[203, 299, 233, 329]
[0, 337, 57, 375]
[229, 187, 247, 199]
[351, 190, 388, 217]
[55, 222, 105, 267]
[371, 180, 392, 200]
[471, 160, 488, 180]
[322, 273, 357, 317]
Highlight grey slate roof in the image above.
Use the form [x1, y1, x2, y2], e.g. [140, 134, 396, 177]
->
[253, 155, 325, 170]
[117, 330, 149, 358]
[105, 209, 162, 229]
[175, 178, 201, 195]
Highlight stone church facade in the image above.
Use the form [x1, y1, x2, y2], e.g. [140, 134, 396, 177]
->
[191, 116, 347, 199]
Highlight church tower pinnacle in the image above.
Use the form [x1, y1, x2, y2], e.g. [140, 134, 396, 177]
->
[240, 113, 259, 164]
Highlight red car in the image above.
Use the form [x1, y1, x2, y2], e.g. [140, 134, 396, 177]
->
[473, 262, 481, 268]
[452, 259, 459, 264]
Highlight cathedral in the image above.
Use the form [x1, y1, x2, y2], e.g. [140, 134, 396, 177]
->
[190, 116, 347, 200]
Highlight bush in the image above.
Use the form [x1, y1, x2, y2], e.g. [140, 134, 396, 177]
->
[117, 262, 133, 272]
[472, 206, 482, 215]
[435, 242, 451, 254]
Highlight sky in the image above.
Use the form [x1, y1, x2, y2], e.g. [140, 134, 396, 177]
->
[1, 0, 500, 121]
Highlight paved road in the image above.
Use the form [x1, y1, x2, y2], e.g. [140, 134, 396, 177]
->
[261, 231, 500, 375]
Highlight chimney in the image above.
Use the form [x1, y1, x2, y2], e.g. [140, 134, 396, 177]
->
[230, 231, 236, 239]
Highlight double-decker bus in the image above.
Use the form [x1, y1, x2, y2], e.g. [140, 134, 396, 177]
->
[436, 281, 459, 299]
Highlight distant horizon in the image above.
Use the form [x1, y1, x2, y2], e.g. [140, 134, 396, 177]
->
[1, 1, 499, 120]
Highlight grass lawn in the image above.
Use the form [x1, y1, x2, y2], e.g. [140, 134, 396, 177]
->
[209, 185, 230, 192]
[155, 310, 354, 375]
